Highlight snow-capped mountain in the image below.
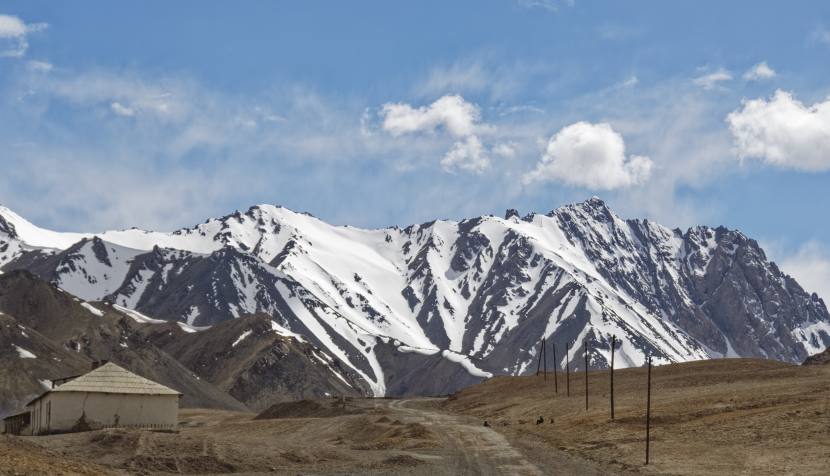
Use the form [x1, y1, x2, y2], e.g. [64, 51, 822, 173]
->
[2, 198, 828, 396]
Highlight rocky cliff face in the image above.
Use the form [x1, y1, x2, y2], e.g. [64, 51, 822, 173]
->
[2, 198, 828, 397]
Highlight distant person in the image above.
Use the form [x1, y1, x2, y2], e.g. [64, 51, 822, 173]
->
[536, 414, 544, 425]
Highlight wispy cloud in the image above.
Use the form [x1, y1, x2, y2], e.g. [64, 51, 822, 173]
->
[810, 27, 830, 46]
[419, 60, 490, 97]
[515, 0, 563, 12]
[499, 104, 545, 116]
[0, 14, 47, 57]
[442, 135, 490, 173]
[743, 61, 776, 81]
[110, 102, 135, 116]
[27, 60, 52, 72]
[599, 24, 645, 40]
[774, 240, 830, 301]
[693, 69, 733, 90]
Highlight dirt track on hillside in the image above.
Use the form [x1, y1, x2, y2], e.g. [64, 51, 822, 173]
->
[442, 358, 830, 475]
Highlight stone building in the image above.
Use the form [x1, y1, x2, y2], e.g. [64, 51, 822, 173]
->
[25, 362, 181, 435]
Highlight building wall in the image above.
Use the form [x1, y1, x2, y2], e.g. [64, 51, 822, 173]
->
[28, 392, 178, 435]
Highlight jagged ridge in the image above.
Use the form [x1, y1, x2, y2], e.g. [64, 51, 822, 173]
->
[1, 198, 828, 396]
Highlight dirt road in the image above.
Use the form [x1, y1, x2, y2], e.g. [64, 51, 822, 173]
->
[340, 397, 622, 476]
[18, 396, 623, 476]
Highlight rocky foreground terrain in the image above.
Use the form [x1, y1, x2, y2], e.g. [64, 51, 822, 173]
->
[2, 197, 829, 400]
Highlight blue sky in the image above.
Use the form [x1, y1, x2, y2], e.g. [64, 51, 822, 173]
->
[2, 1, 830, 297]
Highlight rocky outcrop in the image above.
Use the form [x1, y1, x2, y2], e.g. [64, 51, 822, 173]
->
[163, 313, 368, 412]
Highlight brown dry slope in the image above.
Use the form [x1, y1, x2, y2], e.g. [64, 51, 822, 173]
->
[0, 269, 249, 414]
[163, 313, 368, 412]
[0, 434, 114, 476]
[0, 311, 92, 418]
[442, 358, 830, 475]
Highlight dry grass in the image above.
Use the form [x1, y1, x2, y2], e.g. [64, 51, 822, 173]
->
[441, 358, 830, 475]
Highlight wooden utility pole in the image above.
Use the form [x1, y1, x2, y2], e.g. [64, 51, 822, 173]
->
[585, 340, 589, 411]
[552, 343, 558, 393]
[536, 339, 543, 376]
[543, 337, 547, 380]
[646, 356, 652, 465]
[610, 335, 616, 420]
[566, 342, 570, 397]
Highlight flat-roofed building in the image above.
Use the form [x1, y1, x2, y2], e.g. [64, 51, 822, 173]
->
[26, 362, 181, 435]
[3, 411, 31, 435]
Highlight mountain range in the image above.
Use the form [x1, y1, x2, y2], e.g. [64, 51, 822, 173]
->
[2, 197, 828, 399]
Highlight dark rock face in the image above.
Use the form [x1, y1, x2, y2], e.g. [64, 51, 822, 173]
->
[0, 312, 91, 418]
[163, 313, 368, 412]
[372, 342, 486, 396]
[802, 347, 830, 366]
[0, 270, 250, 414]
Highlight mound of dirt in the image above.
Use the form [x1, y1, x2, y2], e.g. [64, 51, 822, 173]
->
[253, 398, 360, 420]
[404, 422, 433, 439]
[390, 419, 404, 425]
[375, 416, 392, 423]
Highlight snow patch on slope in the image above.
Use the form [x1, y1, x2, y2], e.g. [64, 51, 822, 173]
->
[80, 302, 104, 317]
[14, 345, 36, 358]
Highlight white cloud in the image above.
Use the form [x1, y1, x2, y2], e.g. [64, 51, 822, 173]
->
[0, 14, 47, 57]
[726, 90, 830, 171]
[692, 69, 733, 90]
[778, 241, 830, 301]
[524, 121, 653, 189]
[379, 95, 500, 173]
[441, 135, 490, 173]
[743, 62, 776, 81]
[380, 94, 492, 137]
[110, 102, 135, 116]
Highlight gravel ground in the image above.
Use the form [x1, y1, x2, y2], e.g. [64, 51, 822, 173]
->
[7, 397, 624, 475]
